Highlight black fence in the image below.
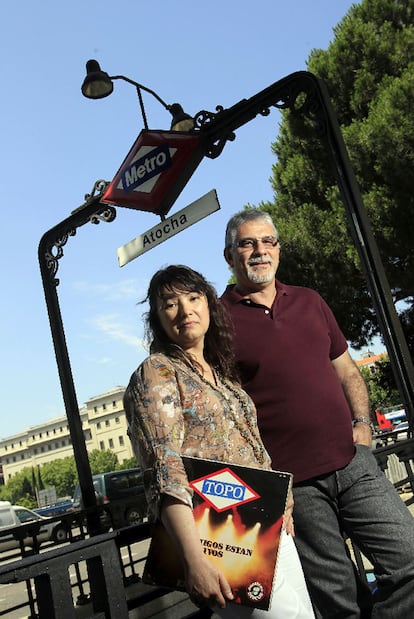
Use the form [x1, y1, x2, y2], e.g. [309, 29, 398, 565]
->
[0, 430, 413, 618]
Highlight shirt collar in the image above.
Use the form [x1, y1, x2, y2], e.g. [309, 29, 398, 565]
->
[223, 279, 288, 305]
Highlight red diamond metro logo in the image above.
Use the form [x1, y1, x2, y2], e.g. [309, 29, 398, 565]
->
[101, 129, 204, 216]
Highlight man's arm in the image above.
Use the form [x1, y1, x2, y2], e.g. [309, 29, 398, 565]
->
[331, 350, 373, 447]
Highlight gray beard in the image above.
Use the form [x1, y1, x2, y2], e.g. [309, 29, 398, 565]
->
[247, 270, 275, 284]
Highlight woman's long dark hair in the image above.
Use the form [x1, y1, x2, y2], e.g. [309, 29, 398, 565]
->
[142, 265, 238, 382]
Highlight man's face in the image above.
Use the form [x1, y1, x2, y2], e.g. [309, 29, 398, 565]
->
[224, 220, 280, 290]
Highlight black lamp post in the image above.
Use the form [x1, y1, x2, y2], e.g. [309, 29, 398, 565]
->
[38, 182, 116, 535]
[39, 66, 414, 532]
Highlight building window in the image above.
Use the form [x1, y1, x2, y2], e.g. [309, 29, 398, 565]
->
[102, 403, 106, 410]
[115, 417, 120, 424]
[105, 420, 110, 427]
[112, 400, 116, 407]
[99, 441, 105, 450]
[97, 422, 101, 429]
[119, 436, 124, 447]
[109, 438, 114, 449]
[94, 406, 98, 413]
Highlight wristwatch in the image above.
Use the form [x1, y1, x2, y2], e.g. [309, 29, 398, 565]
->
[352, 416, 375, 432]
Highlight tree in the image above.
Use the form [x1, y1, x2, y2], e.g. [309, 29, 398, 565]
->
[40, 456, 78, 498]
[88, 449, 119, 475]
[31, 467, 37, 496]
[0, 468, 38, 508]
[360, 358, 401, 413]
[120, 456, 139, 470]
[261, 0, 414, 350]
[37, 465, 45, 491]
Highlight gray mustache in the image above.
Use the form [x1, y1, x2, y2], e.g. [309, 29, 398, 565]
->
[248, 257, 272, 266]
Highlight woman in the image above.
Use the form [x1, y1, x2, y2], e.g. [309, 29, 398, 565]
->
[123, 265, 314, 618]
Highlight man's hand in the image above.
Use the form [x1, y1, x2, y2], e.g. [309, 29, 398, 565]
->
[352, 421, 373, 447]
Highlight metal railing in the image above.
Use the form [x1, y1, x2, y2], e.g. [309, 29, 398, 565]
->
[0, 431, 413, 618]
[0, 518, 212, 619]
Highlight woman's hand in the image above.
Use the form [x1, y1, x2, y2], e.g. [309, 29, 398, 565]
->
[161, 495, 234, 608]
[184, 553, 233, 608]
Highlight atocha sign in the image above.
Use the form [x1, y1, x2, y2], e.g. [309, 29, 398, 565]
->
[117, 189, 220, 267]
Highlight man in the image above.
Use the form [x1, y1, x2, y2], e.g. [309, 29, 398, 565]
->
[221, 208, 414, 618]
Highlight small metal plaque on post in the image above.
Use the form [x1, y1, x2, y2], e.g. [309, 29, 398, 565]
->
[117, 189, 220, 267]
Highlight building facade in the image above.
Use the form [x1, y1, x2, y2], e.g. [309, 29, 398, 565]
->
[0, 386, 134, 483]
[355, 350, 387, 374]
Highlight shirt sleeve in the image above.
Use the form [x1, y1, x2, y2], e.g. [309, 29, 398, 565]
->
[319, 296, 348, 360]
[124, 355, 193, 520]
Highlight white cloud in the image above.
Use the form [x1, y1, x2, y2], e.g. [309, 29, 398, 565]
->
[72, 278, 146, 303]
[91, 313, 147, 350]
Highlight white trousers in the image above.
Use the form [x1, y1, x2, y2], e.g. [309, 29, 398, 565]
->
[213, 531, 315, 618]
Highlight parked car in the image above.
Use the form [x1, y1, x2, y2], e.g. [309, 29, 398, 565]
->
[34, 497, 74, 518]
[0, 501, 68, 552]
[72, 468, 147, 530]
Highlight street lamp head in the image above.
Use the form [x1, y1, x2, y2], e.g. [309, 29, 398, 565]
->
[169, 103, 195, 132]
[81, 59, 194, 131]
[81, 60, 114, 99]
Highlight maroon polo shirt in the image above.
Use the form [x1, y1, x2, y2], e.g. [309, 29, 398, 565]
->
[221, 280, 356, 483]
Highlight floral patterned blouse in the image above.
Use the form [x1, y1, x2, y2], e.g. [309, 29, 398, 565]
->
[123, 353, 271, 521]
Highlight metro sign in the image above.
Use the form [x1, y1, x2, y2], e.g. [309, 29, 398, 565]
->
[101, 129, 204, 217]
[190, 467, 260, 513]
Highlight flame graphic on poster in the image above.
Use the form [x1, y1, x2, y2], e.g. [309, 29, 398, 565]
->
[193, 502, 282, 605]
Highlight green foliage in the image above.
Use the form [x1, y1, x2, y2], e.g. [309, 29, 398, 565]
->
[360, 358, 401, 412]
[40, 456, 78, 497]
[37, 465, 44, 490]
[88, 449, 119, 475]
[119, 456, 139, 470]
[1, 467, 37, 508]
[1, 450, 134, 506]
[262, 0, 414, 350]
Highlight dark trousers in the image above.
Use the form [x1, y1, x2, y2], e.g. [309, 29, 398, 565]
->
[293, 444, 414, 618]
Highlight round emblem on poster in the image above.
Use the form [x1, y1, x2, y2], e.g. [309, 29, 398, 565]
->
[247, 581, 265, 601]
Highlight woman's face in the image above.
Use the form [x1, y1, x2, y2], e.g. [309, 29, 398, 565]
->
[156, 286, 210, 353]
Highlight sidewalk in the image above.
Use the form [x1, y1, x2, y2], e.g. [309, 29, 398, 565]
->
[73, 580, 221, 619]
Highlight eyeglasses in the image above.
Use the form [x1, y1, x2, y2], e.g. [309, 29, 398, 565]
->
[232, 236, 279, 251]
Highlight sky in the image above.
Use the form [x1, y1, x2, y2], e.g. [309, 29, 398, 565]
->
[1, 0, 381, 438]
